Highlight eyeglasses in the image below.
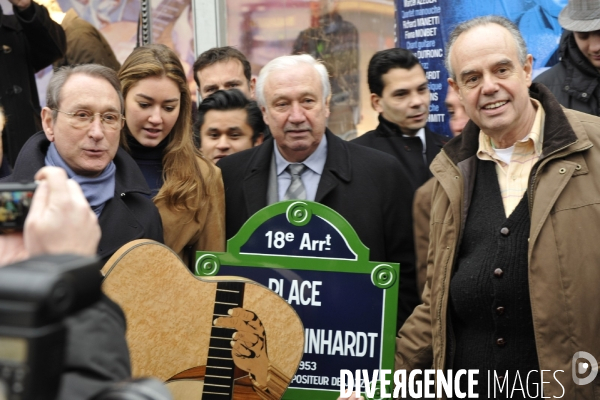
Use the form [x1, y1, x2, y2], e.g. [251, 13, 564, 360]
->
[53, 109, 125, 130]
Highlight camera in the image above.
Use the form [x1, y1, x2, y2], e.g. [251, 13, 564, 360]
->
[0, 254, 102, 400]
[0, 255, 173, 400]
[0, 183, 37, 234]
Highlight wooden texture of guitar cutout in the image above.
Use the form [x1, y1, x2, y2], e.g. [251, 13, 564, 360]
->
[101, 240, 304, 399]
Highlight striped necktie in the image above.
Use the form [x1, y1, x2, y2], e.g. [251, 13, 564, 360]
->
[283, 163, 307, 200]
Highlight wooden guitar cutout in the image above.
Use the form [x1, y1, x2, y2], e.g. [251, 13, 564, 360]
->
[101, 240, 304, 399]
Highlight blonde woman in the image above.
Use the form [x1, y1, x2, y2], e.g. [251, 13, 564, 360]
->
[119, 44, 225, 266]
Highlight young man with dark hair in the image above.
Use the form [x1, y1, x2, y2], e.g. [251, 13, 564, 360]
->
[352, 48, 447, 192]
[196, 89, 264, 164]
[193, 46, 255, 100]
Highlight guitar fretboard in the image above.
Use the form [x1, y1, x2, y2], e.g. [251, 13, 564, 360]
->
[203, 282, 245, 399]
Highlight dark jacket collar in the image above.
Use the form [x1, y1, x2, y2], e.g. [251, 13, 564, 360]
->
[315, 129, 352, 202]
[442, 83, 578, 165]
[246, 128, 350, 180]
[376, 114, 419, 137]
[561, 31, 600, 100]
[8, 132, 49, 181]
[375, 114, 446, 145]
[0, 6, 21, 32]
[126, 133, 168, 161]
[321, 128, 352, 183]
[241, 128, 351, 215]
[561, 31, 600, 79]
[7, 132, 151, 195]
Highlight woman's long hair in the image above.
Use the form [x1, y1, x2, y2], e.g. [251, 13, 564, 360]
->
[119, 44, 212, 221]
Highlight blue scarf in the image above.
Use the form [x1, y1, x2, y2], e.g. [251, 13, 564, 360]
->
[44, 143, 116, 217]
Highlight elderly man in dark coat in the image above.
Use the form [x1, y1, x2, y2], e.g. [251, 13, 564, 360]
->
[0, 0, 66, 166]
[218, 54, 419, 332]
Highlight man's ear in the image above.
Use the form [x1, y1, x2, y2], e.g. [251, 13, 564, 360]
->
[324, 95, 331, 119]
[524, 54, 534, 87]
[261, 106, 269, 127]
[249, 77, 257, 100]
[253, 133, 264, 147]
[41, 107, 56, 142]
[448, 78, 462, 101]
[371, 93, 383, 113]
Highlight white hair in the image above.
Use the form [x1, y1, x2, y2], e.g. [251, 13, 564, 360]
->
[256, 54, 331, 107]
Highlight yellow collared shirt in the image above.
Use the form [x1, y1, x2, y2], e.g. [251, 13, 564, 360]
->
[476, 98, 545, 217]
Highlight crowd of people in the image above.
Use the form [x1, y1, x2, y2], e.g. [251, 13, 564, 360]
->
[2, 0, 600, 398]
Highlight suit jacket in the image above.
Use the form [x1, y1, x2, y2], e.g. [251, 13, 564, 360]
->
[352, 115, 448, 192]
[218, 129, 420, 330]
[2, 132, 164, 263]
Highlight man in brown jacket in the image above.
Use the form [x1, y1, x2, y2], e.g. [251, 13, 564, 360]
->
[53, 8, 121, 71]
[396, 15, 600, 398]
[412, 86, 468, 299]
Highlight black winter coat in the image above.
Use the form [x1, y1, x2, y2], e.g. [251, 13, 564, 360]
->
[58, 294, 131, 400]
[2, 132, 164, 262]
[534, 31, 600, 116]
[0, 3, 66, 166]
[218, 130, 420, 331]
[352, 115, 447, 193]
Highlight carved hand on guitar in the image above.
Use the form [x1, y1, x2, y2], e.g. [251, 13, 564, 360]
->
[214, 308, 270, 387]
[102, 241, 303, 400]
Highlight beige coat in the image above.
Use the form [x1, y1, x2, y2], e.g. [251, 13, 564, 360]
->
[413, 177, 435, 300]
[156, 158, 225, 266]
[396, 83, 600, 399]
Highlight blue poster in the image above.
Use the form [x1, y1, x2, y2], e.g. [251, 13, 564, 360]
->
[397, 0, 567, 137]
[217, 265, 384, 392]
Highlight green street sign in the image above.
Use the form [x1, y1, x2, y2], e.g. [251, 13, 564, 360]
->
[195, 200, 399, 399]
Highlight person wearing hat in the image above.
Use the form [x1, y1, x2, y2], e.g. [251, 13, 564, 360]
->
[534, 0, 600, 115]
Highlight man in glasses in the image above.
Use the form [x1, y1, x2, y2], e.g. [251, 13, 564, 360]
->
[1, 64, 163, 262]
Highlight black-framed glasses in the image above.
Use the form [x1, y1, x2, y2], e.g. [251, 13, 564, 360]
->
[52, 109, 125, 131]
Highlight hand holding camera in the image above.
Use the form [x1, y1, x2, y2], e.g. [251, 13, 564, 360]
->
[0, 166, 101, 267]
[25, 166, 100, 258]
